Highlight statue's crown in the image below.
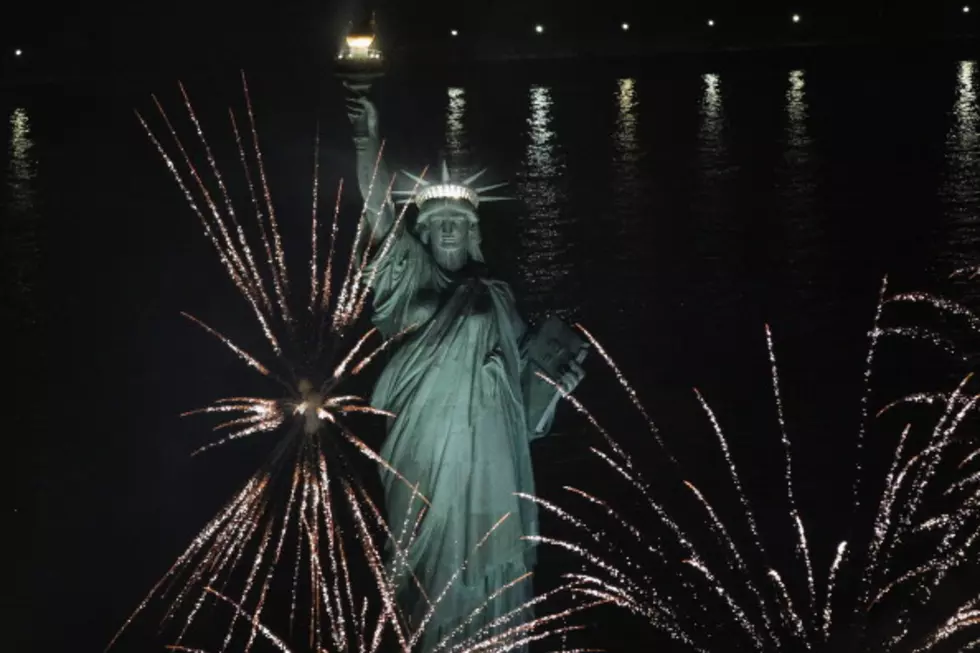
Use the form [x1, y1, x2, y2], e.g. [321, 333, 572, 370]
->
[393, 161, 511, 212]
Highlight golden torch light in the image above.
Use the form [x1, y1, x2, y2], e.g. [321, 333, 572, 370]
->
[335, 11, 385, 88]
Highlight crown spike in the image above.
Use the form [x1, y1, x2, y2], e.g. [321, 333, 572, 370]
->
[400, 170, 430, 187]
[397, 164, 513, 211]
[475, 181, 509, 193]
[462, 168, 488, 186]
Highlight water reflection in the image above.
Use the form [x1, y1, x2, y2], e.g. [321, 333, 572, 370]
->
[525, 86, 559, 175]
[7, 107, 37, 212]
[4, 107, 39, 327]
[606, 78, 646, 315]
[692, 72, 742, 310]
[699, 73, 724, 160]
[939, 60, 980, 291]
[611, 78, 641, 228]
[778, 69, 823, 304]
[695, 73, 729, 206]
[614, 78, 639, 159]
[953, 61, 978, 151]
[517, 85, 570, 318]
[444, 87, 469, 174]
[786, 69, 811, 153]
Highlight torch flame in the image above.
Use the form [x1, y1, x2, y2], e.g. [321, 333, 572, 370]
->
[346, 35, 375, 49]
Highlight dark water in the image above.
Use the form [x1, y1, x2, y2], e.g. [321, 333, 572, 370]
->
[5, 51, 979, 651]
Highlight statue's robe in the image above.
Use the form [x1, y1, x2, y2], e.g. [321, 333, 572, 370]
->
[367, 229, 540, 650]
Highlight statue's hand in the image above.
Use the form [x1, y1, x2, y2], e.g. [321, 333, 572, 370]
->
[344, 91, 379, 139]
[557, 358, 585, 395]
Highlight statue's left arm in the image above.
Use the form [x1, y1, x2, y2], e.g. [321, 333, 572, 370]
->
[519, 346, 585, 440]
[510, 311, 585, 440]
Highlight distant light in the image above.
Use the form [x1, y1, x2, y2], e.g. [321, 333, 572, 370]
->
[451, 29, 458, 36]
[792, 13, 801, 23]
[964, 5, 972, 13]
[707, 19, 715, 27]
[14, 49, 22, 57]
[621, 22, 630, 31]
[535, 24, 544, 34]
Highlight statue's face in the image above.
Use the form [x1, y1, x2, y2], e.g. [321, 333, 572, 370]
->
[427, 212, 471, 271]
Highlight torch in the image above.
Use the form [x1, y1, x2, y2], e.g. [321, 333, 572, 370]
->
[335, 10, 386, 96]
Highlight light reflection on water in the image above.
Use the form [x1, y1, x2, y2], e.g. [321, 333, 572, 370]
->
[778, 69, 823, 301]
[692, 71, 738, 303]
[443, 87, 469, 175]
[606, 78, 645, 316]
[612, 78, 641, 210]
[939, 60, 980, 295]
[614, 78, 639, 159]
[786, 70, 810, 153]
[4, 106, 39, 327]
[516, 85, 572, 319]
[695, 73, 729, 208]
[7, 107, 36, 211]
[699, 73, 724, 160]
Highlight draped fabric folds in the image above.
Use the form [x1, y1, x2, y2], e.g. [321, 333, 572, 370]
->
[366, 231, 538, 650]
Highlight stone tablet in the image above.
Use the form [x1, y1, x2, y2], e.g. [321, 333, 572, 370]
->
[522, 315, 589, 435]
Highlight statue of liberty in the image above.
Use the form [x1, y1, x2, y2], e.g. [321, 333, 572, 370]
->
[344, 89, 586, 649]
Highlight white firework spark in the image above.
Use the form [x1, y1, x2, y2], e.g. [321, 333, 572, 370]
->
[886, 292, 980, 333]
[529, 295, 979, 651]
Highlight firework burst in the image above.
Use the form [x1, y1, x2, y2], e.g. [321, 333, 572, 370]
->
[110, 75, 594, 653]
[529, 279, 980, 652]
[104, 72, 427, 653]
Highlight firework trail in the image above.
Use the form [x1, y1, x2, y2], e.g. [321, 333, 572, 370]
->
[886, 292, 980, 333]
[950, 265, 980, 281]
[529, 287, 980, 652]
[111, 76, 592, 653]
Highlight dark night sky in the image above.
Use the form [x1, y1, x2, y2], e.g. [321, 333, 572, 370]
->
[2, 1, 975, 73]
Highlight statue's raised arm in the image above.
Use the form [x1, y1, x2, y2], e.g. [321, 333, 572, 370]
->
[345, 89, 396, 244]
